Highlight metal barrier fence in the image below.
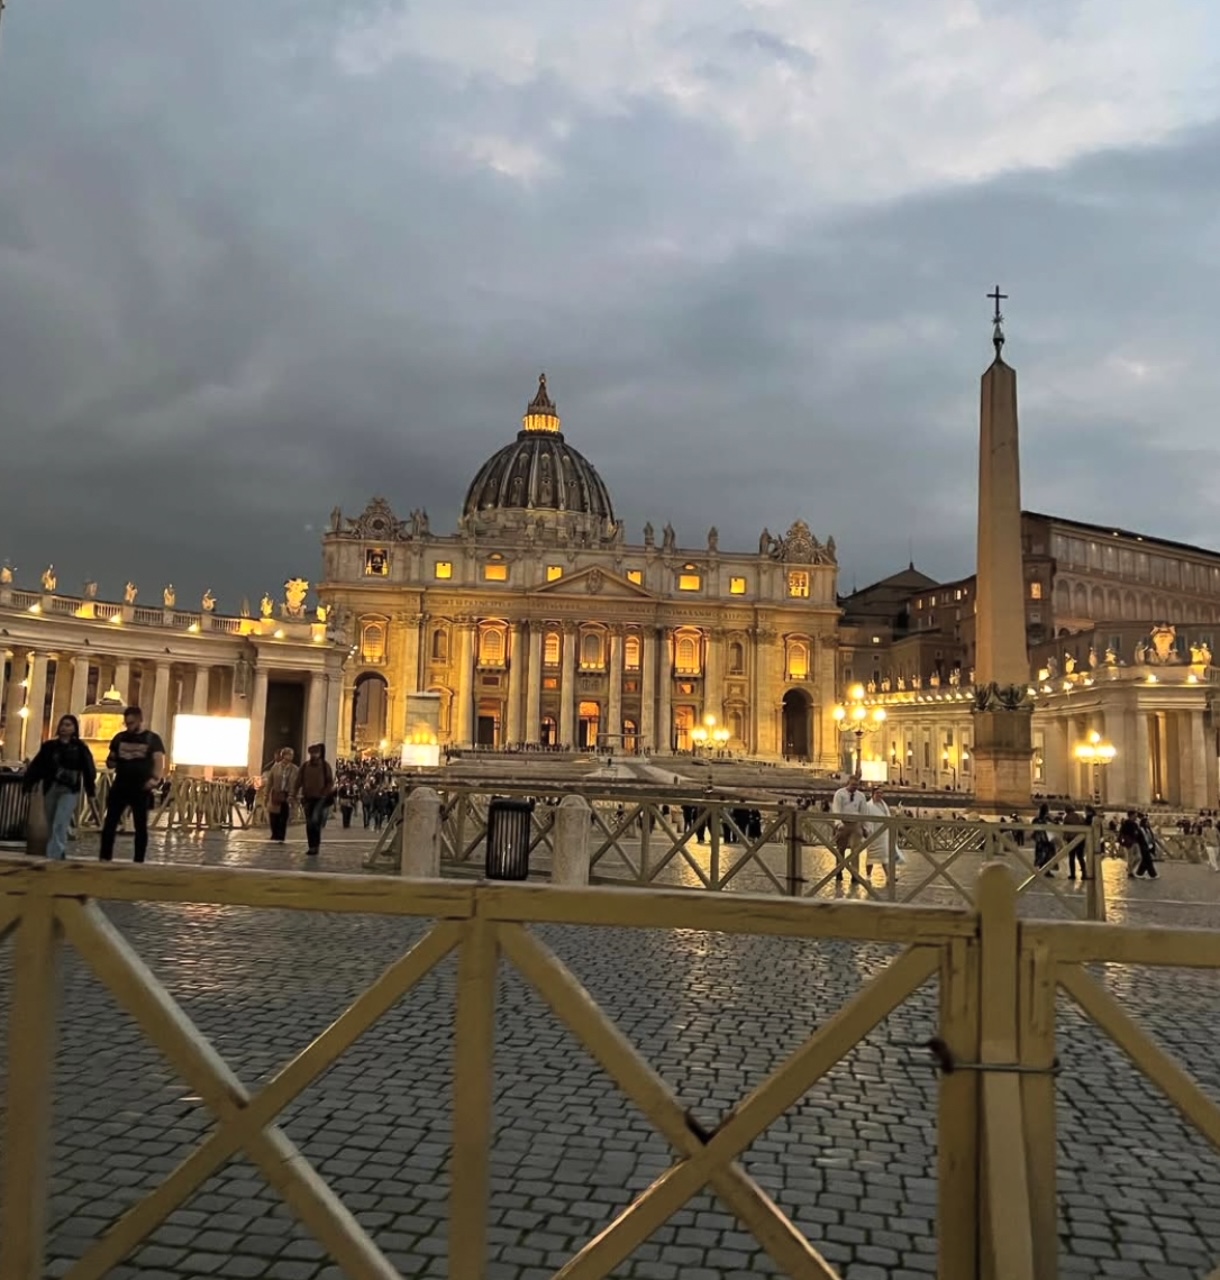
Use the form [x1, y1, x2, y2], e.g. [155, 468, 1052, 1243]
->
[368, 782, 1105, 919]
[0, 772, 30, 842]
[1, 857, 1216, 1280]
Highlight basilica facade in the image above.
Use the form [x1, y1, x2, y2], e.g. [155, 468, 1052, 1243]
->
[320, 377, 841, 763]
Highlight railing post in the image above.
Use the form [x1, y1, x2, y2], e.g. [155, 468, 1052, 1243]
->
[639, 802, 652, 881]
[552, 795, 591, 885]
[1086, 825, 1106, 922]
[708, 802, 721, 889]
[0, 897, 60, 1280]
[1019, 939, 1059, 1279]
[785, 807, 802, 897]
[401, 786, 442, 879]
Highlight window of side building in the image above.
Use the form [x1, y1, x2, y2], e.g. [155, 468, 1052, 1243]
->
[434, 561, 453, 580]
[787, 571, 810, 598]
[729, 576, 746, 595]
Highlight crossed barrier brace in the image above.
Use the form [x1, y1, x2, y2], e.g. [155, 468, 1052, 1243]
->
[0, 858, 1217, 1279]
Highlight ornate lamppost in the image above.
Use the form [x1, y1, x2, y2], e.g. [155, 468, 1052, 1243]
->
[690, 713, 730, 758]
[1074, 729, 1116, 803]
[832, 684, 886, 775]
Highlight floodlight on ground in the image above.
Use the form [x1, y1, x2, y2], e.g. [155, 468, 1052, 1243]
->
[172, 715, 251, 768]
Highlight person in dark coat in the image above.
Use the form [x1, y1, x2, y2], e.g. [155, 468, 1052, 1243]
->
[23, 714, 98, 859]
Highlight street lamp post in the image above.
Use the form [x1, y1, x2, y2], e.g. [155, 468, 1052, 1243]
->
[1073, 729, 1117, 803]
[832, 684, 886, 775]
[690, 713, 729, 758]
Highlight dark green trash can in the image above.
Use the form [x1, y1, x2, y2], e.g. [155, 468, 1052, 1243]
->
[485, 798, 534, 880]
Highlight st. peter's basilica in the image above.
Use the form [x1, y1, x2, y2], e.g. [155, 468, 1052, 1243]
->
[320, 376, 842, 765]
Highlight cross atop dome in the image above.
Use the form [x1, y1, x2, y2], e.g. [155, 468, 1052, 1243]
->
[522, 371, 562, 434]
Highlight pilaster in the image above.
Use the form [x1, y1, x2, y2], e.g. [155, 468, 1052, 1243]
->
[607, 625, 624, 745]
[506, 623, 524, 744]
[525, 624, 543, 745]
[559, 622, 577, 748]
[656, 627, 672, 753]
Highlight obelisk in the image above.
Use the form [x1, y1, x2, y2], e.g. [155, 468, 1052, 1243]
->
[972, 288, 1033, 810]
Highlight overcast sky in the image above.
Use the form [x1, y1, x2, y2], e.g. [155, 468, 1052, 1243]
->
[1, 0, 1219, 611]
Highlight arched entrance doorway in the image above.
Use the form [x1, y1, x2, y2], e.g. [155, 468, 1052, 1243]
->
[578, 701, 601, 751]
[540, 715, 557, 748]
[353, 673, 389, 754]
[622, 717, 639, 755]
[782, 689, 812, 761]
[476, 697, 502, 747]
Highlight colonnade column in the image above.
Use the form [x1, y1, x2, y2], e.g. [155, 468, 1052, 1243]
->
[114, 658, 132, 706]
[24, 652, 49, 756]
[755, 629, 778, 757]
[143, 661, 167, 743]
[656, 627, 672, 754]
[454, 621, 475, 747]
[525, 624, 542, 745]
[69, 653, 91, 717]
[607, 625, 623, 747]
[50, 656, 73, 727]
[1133, 709, 1152, 806]
[339, 680, 356, 756]
[192, 666, 211, 716]
[305, 672, 326, 749]
[506, 623, 524, 745]
[322, 672, 342, 760]
[247, 666, 269, 774]
[640, 628, 657, 754]
[559, 623, 577, 748]
[3, 651, 28, 762]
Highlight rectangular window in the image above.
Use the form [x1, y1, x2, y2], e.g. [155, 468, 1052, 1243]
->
[729, 576, 746, 595]
[434, 561, 453, 580]
[678, 573, 701, 592]
[787, 571, 810, 598]
[1029, 582, 1043, 599]
[626, 569, 643, 585]
[484, 563, 508, 582]
[546, 565, 563, 582]
[543, 677, 559, 691]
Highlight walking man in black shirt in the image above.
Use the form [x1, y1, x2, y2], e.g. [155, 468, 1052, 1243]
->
[100, 706, 166, 863]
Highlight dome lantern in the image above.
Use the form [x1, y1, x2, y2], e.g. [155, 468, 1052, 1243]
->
[522, 372, 561, 435]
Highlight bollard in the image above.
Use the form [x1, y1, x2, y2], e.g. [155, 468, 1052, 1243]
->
[552, 795, 591, 886]
[400, 786, 442, 879]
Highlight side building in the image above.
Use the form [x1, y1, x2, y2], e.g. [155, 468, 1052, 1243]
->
[320, 376, 842, 763]
[837, 514, 1220, 808]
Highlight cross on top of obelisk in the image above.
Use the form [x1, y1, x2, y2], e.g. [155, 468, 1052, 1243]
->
[988, 285, 1007, 357]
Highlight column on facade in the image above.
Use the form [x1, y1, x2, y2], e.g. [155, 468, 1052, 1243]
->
[50, 655, 72, 727]
[1043, 715, 1071, 797]
[145, 661, 170, 745]
[68, 653, 91, 716]
[505, 624, 523, 744]
[192, 665, 211, 716]
[655, 627, 672, 754]
[607, 625, 623, 746]
[323, 671, 343, 761]
[1194, 709, 1218, 809]
[640, 626, 657, 754]
[559, 623, 577, 748]
[247, 666, 270, 774]
[703, 627, 722, 725]
[305, 671, 327, 749]
[4, 651, 28, 762]
[454, 621, 475, 747]
[24, 651, 49, 756]
[755, 629, 779, 757]
[1174, 711, 1200, 810]
[401, 613, 422, 701]
[525, 623, 543, 745]
[114, 658, 132, 706]
[339, 678, 356, 757]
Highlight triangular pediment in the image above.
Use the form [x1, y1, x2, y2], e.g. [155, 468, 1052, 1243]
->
[533, 566, 655, 600]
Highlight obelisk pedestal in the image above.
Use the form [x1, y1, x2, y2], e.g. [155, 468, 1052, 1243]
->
[971, 301, 1034, 812]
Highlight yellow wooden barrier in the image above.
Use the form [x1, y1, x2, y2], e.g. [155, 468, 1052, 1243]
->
[1, 857, 1217, 1278]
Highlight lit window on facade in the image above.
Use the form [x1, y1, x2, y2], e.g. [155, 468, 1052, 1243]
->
[624, 634, 641, 670]
[484, 561, 508, 582]
[1029, 582, 1043, 599]
[787, 641, 809, 680]
[678, 569, 702, 592]
[479, 628, 505, 665]
[788, 571, 810, 598]
[544, 631, 561, 666]
[434, 561, 453, 580]
[580, 632, 604, 670]
[627, 569, 643, 585]
[674, 634, 700, 674]
[729, 576, 746, 595]
[364, 548, 389, 577]
[361, 622, 386, 664]
[547, 565, 563, 582]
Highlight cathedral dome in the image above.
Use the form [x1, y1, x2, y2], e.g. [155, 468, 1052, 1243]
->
[462, 375, 615, 524]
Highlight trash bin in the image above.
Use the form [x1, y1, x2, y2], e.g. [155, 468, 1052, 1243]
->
[485, 797, 534, 880]
[0, 772, 30, 843]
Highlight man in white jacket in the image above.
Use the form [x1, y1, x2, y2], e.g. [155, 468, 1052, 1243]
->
[862, 785, 903, 880]
[831, 775, 869, 882]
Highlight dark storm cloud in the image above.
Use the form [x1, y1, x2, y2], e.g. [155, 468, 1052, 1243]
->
[0, 0, 1217, 610]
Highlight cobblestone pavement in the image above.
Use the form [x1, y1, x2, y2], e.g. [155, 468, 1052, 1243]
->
[3, 827, 1220, 1278]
